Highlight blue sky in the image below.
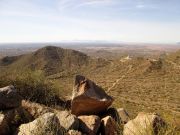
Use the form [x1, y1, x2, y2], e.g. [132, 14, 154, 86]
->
[0, 0, 180, 43]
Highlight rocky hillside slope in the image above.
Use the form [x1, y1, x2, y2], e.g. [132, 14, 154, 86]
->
[0, 46, 179, 132]
[0, 75, 172, 135]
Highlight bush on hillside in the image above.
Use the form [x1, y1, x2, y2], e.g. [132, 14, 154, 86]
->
[0, 70, 64, 106]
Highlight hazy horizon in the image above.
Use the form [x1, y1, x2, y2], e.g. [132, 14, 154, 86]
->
[0, 40, 179, 45]
[0, 0, 180, 44]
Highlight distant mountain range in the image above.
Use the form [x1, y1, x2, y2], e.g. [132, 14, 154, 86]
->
[0, 45, 179, 75]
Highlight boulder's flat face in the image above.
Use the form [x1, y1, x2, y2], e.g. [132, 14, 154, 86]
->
[78, 115, 101, 135]
[123, 112, 165, 135]
[71, 75, 113, 116]
[56, 110, 79, 130]
[0, 85, 22, 109]
[18, 113, 63, 135]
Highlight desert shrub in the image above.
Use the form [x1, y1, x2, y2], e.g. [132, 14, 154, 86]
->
[157, 123, 180, 135]
[136, 56, 145, 61]
[149, 58, 163, 70]
[0, 70, 64, 106]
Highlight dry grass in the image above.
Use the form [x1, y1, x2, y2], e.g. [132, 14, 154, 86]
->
[0, 70, 65, 106]
[0, 47, 179, 134]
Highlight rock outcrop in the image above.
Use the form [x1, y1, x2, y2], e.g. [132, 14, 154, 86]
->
[78, 115, 101, 135]
[0, 86, 35, 134]
[0, 85, 22, 109]
[123, 112, 165, 135]
[17, 113, 63, 135]
[71, 75, 113, 116]
[22, 100, 79, 131]
[0, 77, 167, 135]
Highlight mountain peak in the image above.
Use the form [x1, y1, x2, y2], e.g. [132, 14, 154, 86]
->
[0, 46, 90, 75]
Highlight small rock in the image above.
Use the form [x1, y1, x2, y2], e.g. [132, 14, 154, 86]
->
[56, 110, 79, 130]
[71, 75, 113, 116]
[78, 115, 101, 135]
[123, 112, 166, 135]
[18, 113, 63, 135]
[117, 108, 130, 124]
[68, 130, 82, 135]
[0, 85, 22, 109]
[100, 116, 119, 135]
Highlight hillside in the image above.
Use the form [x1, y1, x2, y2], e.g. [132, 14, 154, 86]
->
[0, 47, 180, 129]
[0, 46, 90, 75]
[44, 49, 180, 127]
[166, 50, 180, 65]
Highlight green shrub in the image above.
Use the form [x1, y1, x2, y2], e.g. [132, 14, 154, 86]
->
[0, 70, 64, 106]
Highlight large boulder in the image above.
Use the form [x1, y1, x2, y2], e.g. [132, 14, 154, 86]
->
[71, 75, 113, 116]
[78, 115, 101, 135]
[117, 108, 130, 124]
[17, 113, 63, 135]
[56, 110, 79, 130]
[123, 112, 166, 135]
[100, 116, 119, 135]
[0, 85, 22, 109]
[0, 113, 10, 135]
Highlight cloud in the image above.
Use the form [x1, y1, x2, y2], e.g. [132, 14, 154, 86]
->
[136, 4, 145, 8]
[77, 0, 113, 6]
[0, 0, 179, 43]
[57, 0, 114, 10]
[136, 3, 158, 9]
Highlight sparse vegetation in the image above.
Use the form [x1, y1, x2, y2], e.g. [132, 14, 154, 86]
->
[0, 46, 180, 134]
[0, 69, 64, 106]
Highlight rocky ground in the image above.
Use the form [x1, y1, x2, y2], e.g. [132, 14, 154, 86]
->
[0, 75, 170, 135]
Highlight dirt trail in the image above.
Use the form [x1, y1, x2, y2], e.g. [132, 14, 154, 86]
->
[107, 65, 132, 93]
[107, 75, 125, 92]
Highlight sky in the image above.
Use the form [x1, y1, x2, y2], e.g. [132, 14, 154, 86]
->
[0, 0, 180, 43]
